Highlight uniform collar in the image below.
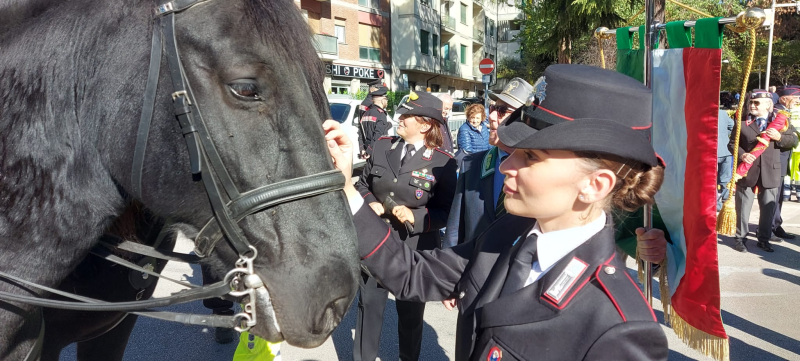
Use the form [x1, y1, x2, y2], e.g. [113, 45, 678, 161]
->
[527, 212, 606, 273]
[404, 139, 424, 152]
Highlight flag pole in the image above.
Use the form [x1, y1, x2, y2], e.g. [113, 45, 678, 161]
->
[642, 0, 657, 306]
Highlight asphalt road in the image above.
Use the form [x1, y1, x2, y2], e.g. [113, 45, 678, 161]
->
[59, 199, 800, 361]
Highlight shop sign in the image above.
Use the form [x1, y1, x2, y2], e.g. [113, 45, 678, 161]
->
[325, 63, 384, 79]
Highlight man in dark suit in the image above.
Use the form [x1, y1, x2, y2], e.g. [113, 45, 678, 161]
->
[731, 90, 798, 252]
[771, 85, 800, 241]
[443, 77, 533, 248]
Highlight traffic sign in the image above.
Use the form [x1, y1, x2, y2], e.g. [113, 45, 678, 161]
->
[478, 58, 495, 75]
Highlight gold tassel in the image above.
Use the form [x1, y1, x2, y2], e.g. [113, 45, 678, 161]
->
[716, 193, 737, 236]
[669, 308, 731, 361]
[658, 258, 671, 324]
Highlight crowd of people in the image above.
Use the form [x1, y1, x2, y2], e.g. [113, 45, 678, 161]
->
[328, 64, 671, 361]
[720, 86, 800, 253]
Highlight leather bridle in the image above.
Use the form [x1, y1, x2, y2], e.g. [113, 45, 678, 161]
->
[0, 0, 346, 343]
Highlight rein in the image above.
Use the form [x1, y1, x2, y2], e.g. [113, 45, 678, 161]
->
[0, 0, 345, 335]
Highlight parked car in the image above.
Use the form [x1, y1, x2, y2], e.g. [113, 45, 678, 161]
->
[328, 94, 367, 170]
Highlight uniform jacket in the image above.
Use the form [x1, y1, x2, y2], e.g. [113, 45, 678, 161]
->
[356, 136, 457, 251]
[443, 148, 501, 248]
[729, 112, 798, 188]
[359, 105, 392, 156]
[353, 208, 668, 361]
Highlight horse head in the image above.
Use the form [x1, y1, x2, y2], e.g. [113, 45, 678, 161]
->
[0, 0, 359, 350]
[135, 0, 360, 346]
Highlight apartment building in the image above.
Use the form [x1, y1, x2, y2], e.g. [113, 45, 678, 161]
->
[300, 0, 392, 95]
[299, 0, 523, 98]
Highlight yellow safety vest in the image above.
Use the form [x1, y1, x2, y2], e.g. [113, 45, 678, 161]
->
[232, 332, 281, 361]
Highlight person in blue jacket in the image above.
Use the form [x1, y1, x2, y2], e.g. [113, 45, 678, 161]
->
[456, 103, 491, 154]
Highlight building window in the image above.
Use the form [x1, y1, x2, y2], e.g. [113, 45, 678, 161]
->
[420, 29, 429, 55]
[432, 34, 439, 57]
[359, 0, 378, 9]
[359, 24, 381, 61]
[360, 46, 380, 61]
[460, 3, 467, 24]
[510, 20, 521, 31]
[460, 44, 467, 64]
[335, 25, 346, 44]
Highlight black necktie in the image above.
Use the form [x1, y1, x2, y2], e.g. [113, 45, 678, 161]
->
[495, 155, 509, 218]
[402, 144, 416, 167]
[501, 234, 538, 296]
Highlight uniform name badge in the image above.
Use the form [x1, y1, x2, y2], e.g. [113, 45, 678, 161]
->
[415, 189, 423, 199]
[544, 257, 588, 304]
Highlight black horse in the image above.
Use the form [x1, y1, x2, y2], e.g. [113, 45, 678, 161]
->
[0, 0, 360, 359]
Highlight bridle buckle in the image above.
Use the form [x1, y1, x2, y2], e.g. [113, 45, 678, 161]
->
[171, 90, 192, 105]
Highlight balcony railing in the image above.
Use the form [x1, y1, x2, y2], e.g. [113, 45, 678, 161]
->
[440, 59, 459, 76]
[441, 15, 456, 31]
[473, 28, 484, 43]
[313, 34, 338, 55]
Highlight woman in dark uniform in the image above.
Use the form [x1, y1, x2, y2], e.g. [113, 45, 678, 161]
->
[326, 65, 668, 361]
[352, 91, 457, 361]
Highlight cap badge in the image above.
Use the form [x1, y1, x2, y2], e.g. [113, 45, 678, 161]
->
[409, 91, 419, 101]
[504, 81, 519, 94]
[533, 76, 547, 103]
[415, 189, 423, 199]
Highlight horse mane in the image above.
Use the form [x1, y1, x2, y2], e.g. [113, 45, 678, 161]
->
[243, 0, 331, 121]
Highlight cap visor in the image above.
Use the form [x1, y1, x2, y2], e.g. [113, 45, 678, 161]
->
[489, 92, 524, 109]
[497, 119, 539, 148]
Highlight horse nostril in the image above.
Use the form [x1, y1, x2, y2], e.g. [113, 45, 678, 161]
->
[312, 297, 349, 335]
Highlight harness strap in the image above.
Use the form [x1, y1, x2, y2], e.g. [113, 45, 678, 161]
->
[90, 247, 198, 289]
[131, 17, 163, 200]
[0, 270, 240, 328]
[0, 269, 229, 312]
[98, 239, 201, 264]
[22, 309, 44, 361]
[195, 170, 345, 257]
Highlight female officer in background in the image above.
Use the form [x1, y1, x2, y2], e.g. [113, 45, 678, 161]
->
[326, 65, 668, 361]
[352, 91, 457, 361]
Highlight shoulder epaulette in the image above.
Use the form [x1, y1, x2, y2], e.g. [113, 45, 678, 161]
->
[594, 256, 657, 323]
[434, 148, 454, 159]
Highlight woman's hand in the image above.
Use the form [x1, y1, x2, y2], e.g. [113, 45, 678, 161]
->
[442, 298, 457, 311]
[765, 128, 782, 141]
[392, 205, 415, 225]
[369, 202, 385, 216]
[635, 228, 667, 263]
[323, 120, 359, 201]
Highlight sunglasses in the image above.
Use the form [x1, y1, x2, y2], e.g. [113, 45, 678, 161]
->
[490, 104, 515, 115]
[751, 100, 766, 106]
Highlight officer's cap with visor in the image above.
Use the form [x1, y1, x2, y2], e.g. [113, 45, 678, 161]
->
[395, 91, 445, 123]
[369, 85, 388, 97]
[497, 64, 661, 168]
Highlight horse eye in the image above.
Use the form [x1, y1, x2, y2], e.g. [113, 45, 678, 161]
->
[228, 80, 262, 101]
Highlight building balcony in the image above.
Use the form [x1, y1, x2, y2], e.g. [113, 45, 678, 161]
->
[473, 28, 484, 45]
[441, 15, 456, 33]
[313, 34, 338, 60]
[473, 0, 485, 9]
[499, 30, 519, 42]
[440, 58, 460, 77]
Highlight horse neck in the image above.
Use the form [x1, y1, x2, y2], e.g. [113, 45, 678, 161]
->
[0, 1, 157, 287]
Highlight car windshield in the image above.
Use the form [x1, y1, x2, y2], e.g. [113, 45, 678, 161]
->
[329, 103, 351, 124]
[452, 102, 465, 113]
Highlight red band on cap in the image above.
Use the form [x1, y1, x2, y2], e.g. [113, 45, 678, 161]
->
[536, 105, 574, 121]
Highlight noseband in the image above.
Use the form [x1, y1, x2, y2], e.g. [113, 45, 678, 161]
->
[0, 0, 345, 340]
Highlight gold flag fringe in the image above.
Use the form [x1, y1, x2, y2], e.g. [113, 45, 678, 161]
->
[669, 308, 731, 361]
[636, 249, 671, 321]
[716, 193, 737, 236]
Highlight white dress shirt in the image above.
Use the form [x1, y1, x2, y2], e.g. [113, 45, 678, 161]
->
[400, 140, 425, 159]
[522, 212, 607, 287]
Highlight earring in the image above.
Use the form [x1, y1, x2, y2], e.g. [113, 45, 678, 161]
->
[579, 194, 585, 201]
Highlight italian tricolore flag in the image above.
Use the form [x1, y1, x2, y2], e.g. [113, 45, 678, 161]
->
[616, 18, 729, 361]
